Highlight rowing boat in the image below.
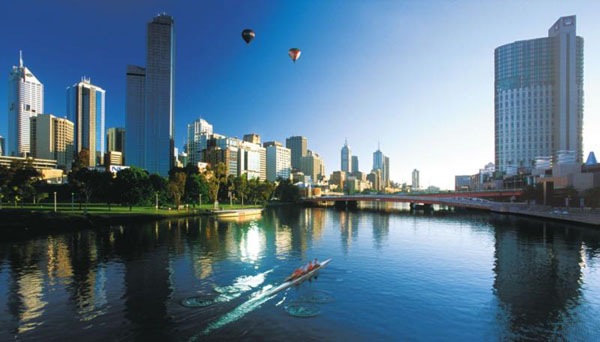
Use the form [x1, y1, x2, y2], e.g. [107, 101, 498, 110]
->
[264, 259, 331, 297]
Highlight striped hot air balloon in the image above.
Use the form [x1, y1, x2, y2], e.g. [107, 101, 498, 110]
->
[288, 48, 301, 63]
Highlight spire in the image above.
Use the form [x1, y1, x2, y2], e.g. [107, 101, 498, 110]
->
[377, 140, 380, 151]
[19, 50, 23, 68]
[344, 137, 348, 146]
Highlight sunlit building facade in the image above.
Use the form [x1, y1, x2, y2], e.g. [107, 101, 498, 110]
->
[66, 78, 105, 167]
[8, 52, 44, 157]
[266, 144, 291, 181]
[495, 16, 584, 172]
[30, 114, 74, 170]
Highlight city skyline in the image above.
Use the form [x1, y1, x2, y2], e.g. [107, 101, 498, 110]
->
[1, 1, 599, 188]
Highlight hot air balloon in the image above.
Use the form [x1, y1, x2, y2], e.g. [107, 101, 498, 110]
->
[288, 48, 301, 63]
[242, 29, 255, 44]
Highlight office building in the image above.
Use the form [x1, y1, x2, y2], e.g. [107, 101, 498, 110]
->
[125, 65, 146, 168]
[412, 169, 420, 190]
[495, 16, 584, 172]
[330, 171, 346, 191]
[66, 77, 105, 167]
[351, 155, 359, 174]
[341, 139, 351, 172]
[186, 118, 213, 164]
[239, 140, 265, 180]
[30, 114, 74, 170]
[300, 150, 325, 182]
[106, 151, 123, 168]
[266, 144, 291, 181]
[144, 14, 175, 176]
[455, 175, 471, 191]
[0, 136, 5, 156]
[372, 145, 389, 187]
[286, 136, 307, 170]
[368, 169, 383, 191]
[264, 141, 282, 148]
[384, 156, 390, 187]
[107, 127, 125, 153]
[8, 51, 44, 157]
[243, 133, 261, 145]
[203, 146, 239, 177]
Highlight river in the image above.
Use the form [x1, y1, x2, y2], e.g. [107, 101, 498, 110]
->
[1, 206, 599, 341]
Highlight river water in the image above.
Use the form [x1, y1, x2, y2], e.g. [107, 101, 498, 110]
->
[1, 206, 599, 341]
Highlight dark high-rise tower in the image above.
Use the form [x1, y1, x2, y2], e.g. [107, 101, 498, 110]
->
[144, 14, 175, 176]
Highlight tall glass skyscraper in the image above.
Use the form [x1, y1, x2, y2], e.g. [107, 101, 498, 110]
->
[144, 14, 175, 176]
[495, 16, 583, 172]
[8, 51, 44, 157]
[341, 139, 351, 172]
[125, 65, 146, 168]
[67, 78, 105, 167]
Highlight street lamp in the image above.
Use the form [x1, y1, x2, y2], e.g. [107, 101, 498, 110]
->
[155, 192, 159, 210]
[71, 193, 74, 212]
[199, 193, 202, 208]
[53, 192, 57, 212]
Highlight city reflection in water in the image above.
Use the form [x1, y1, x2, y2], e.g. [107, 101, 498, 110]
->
[0, 208, 599, 341]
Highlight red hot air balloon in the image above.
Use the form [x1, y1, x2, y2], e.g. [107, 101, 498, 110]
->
[242, 29, 255, 44]
[288, 48, 301, 63]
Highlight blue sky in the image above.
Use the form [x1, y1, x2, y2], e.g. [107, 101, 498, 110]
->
[1, 0, 599, 189]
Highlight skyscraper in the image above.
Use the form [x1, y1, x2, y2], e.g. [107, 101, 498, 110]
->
[107, 127, 125, 153]
[145, 14, 175, 176]
[351, 155, 359, 174]
[301, 150, 325, 182]
[285, 136, 307, 170]
[8, 51, 44, 157]
[67, 78, 105, 167]
[341, 139, 351, 172]
[125, 65, 145, 168]
[384, 156, 390, 187]
[412, 169, 420, 190]
[30, 114, 74, 170]
[495, 15, 583, 172]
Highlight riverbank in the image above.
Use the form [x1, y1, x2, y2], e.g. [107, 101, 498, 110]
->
[0, 204, 266, 238]
[491, 203, 600, 226]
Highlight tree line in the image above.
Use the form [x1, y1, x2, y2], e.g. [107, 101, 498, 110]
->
[0, 151, 302, 211]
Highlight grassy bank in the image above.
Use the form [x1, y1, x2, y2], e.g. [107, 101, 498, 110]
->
[0, 203, 264, 238]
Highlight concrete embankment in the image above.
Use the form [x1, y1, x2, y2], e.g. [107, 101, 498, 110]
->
[491, 204, 600, 226]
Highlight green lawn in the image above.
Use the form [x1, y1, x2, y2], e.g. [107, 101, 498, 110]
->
[0, 202, 263, 215]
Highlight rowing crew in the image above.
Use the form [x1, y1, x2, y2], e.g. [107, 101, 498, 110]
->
[286, 258, 320, 281]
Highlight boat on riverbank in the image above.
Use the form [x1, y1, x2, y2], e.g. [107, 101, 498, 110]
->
[212, 208, 264, 218]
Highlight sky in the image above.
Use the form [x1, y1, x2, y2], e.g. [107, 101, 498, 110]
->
[1, 0, 599, 189]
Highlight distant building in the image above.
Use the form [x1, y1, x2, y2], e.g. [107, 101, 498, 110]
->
[300, 150, 325, 182]
[203, 146, 239, 177]
[186, 118, 213, 165]
[384, 156, 390, 187]
[264, 141, 283, 148]
[286, 136, 307, 170]
[105, 151, 123, 168]
[372, 144, 389, 187]
[30, 114, 74, 170]
[367, 169, 383, 191]
[107, 127, 125, 154]
[8, 51, 43, 157]
[351, 155, 359, 174]
[586, 152, 597, 165]
[0, 136, 5, 156]
[243, 133, 261, 145]
[330, 171, 346, 191]
[239, 140, 264, 180]
[495, 16, 584, 172]
[266, 144, 291, 181]
[455, 175, 471, 191]
[0, 156, 57, 171]
[125, 65, 146, 168]
[412, 169, 420, 190]
[341, 139, 351, 172]
[67, 77, 106, 167]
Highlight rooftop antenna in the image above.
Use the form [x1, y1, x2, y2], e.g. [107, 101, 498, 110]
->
[19, 50, 23, 68]
[345, 137, 348, 146]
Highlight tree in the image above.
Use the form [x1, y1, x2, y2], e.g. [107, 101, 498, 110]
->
[149, 173, 169, 207]
[8, 160, 39, 207]
[168, 171, 187, 209]
[274, 179, 300, 202]
[69, 168, 104, 214]
[234, 175, 249, 206]
[184, 173, 209, 207]
[115, 167, 152, 210]
[207, 163, 228, 208]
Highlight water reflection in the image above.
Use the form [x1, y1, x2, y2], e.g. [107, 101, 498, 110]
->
[0, 208, 599, 341]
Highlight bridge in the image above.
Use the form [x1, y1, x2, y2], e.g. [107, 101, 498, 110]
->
[302, 190, 523, 210]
